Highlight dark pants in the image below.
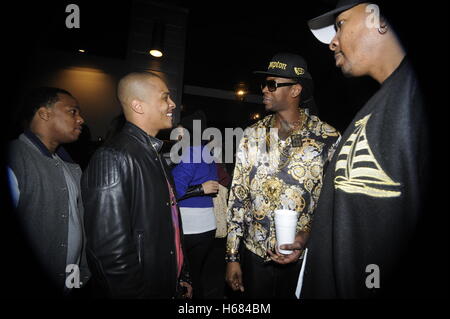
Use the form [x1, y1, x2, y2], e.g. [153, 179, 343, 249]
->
[184, 229, 216, 299]
[241, 247, 302, 299]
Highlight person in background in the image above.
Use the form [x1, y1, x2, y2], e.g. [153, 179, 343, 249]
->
[7, 87, 90, 296]
[172, 119, 219, 299]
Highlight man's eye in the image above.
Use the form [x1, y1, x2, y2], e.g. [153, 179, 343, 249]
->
[335, 20, 344, 30]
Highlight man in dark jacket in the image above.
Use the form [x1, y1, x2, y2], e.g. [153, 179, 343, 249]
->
[282, 0, 432, 298]
[82, 72, 192, 298]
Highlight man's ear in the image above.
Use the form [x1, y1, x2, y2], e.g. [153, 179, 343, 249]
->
[36, 106, 51, 121]
[378, 15, 388, 34]
[291, 84, 302, 98]
[130, 99, 144, 114]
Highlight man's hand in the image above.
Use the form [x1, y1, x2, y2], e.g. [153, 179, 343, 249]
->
[180, 281, 193, 299]
[267, 231, 309, 265]
[267, 244, 303, 265]
[225, 262, 244, 292]
[202, 180, 219, 194]
[279, 241, 304, 251]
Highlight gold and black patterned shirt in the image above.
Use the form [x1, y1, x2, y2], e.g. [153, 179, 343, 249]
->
[226, 108, 341, 262]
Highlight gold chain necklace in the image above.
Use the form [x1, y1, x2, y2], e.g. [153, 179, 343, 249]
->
[274, 111, 305, 136]
[269, 110, 307, 171]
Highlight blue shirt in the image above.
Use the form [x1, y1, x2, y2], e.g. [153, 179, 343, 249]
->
[171, 145, 218, 208]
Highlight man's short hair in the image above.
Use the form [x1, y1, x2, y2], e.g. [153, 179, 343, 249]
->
[117, 71, 165, 108]
[19, 87, 72, 129]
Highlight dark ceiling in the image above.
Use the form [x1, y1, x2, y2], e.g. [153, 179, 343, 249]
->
[182, 0, 337, 93]
[7, 0, 448, 133]
[178, 0, 377, 132]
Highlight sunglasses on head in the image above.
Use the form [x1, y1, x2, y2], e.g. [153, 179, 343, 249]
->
[261, 80, 298, 92]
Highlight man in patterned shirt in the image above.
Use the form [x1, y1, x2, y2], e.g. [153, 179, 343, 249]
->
[225, 52, 341, 298]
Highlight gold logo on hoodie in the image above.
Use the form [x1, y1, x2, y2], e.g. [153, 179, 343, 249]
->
[334, 114, 401, 198]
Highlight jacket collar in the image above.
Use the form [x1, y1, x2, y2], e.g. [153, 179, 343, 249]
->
[123, 121, 164, 153]
[23, 130, 75, 163]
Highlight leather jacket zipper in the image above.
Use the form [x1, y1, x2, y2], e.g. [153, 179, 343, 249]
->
[137, 232, 144, 264]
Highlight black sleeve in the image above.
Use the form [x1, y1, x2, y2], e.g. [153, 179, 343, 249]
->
[176, 184, 204, 201]
[81, 148, 145, 298]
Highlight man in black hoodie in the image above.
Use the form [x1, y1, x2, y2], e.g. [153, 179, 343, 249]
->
[283, 0, 432, 298]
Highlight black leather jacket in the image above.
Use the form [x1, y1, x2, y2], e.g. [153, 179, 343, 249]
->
[82, 122, 190, 298]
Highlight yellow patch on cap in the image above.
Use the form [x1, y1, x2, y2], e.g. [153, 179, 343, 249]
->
[294, 67, 305, 75]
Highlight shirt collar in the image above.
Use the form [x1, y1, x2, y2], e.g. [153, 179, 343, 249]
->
[23, 130, 75, 163]
[123, 122, 164, 153]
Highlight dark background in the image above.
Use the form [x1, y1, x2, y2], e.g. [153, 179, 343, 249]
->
[5, 0, 446, 133]
[1, 0, 448, 305]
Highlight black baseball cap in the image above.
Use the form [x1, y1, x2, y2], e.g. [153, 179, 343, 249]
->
[253, 52, 313, 80]
[308, 0, 370, 44]
[254, 52, 314, 99]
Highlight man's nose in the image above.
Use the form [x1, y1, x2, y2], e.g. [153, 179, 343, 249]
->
[329, 35, 339, 51]
[169, 97, 176, 110]
[77, 115, 84, 125]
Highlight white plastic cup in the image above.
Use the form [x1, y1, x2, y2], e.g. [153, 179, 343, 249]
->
[274, 209, 298, 254]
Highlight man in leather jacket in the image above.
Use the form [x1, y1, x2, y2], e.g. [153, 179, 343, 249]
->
[81, 72, 192, 298]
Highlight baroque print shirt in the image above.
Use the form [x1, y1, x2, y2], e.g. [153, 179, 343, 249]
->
[226, 108, 341, 262]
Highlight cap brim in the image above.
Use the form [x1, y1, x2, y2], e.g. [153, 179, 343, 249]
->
[254, 71, 274, 75]
[253, 70, 312, 80]
[307, 3, 361, 44]
[253, 71, 281, 77]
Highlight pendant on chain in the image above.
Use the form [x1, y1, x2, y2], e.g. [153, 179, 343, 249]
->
[291, 134, 303, 148]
